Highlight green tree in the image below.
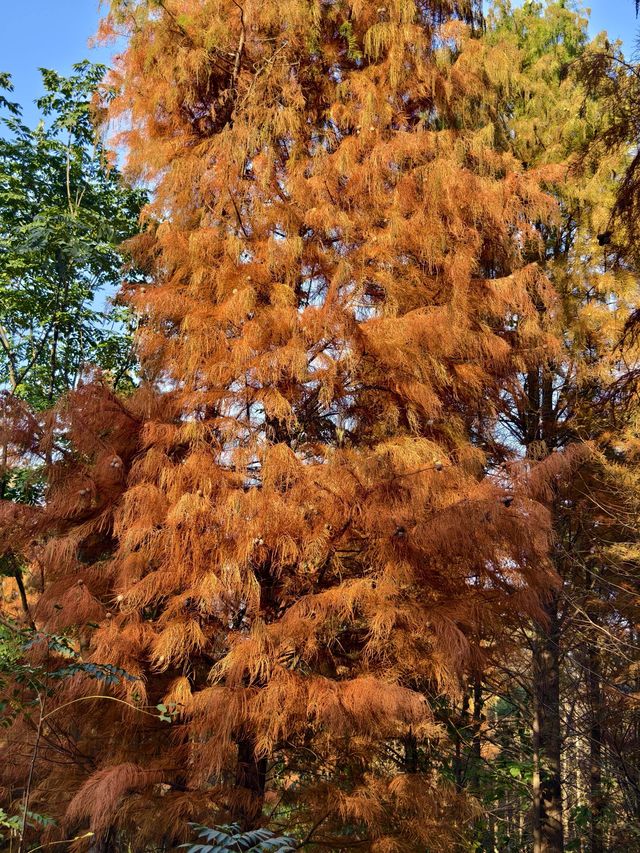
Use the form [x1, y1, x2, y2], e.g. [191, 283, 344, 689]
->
[0, 62, 145, 630]
[0, 61, 145, 410]
[462, 5, 640, 852]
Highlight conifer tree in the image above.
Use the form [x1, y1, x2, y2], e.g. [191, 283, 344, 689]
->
[0, 1, 565, 848]
[460, 4, 640, 852]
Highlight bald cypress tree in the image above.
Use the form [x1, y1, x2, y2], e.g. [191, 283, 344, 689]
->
[0, 1, 563, 848]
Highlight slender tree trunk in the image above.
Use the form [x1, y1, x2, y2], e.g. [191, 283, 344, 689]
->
[403, 727, 418, 773]
[232, 556, 275, 829]
[561, 684, 575, 850]
[588, 639, 603, 853]
[528, 367, 564, 853]
[14, 568, 35, 630]
[533, 590, 564, 853]
[454, 692, 470, 792]
[0, 324, 18, 392]
[471, 678, 483, 785]
[1, 434, 7, 498]
[470, 679, 493, 851]
[49, 255, 70, 404]
[18, 692, 44, 853]
[234, 736, 267, 829]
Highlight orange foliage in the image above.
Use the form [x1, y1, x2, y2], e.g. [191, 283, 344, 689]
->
[0, 0, 566, 848]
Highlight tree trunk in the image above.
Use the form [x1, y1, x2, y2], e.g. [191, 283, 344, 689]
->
[403, 727, 418, 773]
[533, 591, 564, 853]
[471, 678, 483, 786]
[588, 639, 603, 853]
[234, 736, 267, 830]
[14, 567, 35, 630]
[454, 692, 470, 792]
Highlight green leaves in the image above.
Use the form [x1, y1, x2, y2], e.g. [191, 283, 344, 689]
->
[0, 807, 22, 836]
[0, 61, 146, 409]
[0, 806, 55, 842]
[0, 73, 19, 117]
[338, 22, 362, 62]
[50, 661, 138, 685]
[180, 824, 297, 853]
[0, 621, 139, 731]
[156, 701, 181, 723]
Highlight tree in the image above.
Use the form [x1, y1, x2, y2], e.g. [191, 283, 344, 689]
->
[577, 3, 640, 268]
[0, 61, 145, 410]
[454, 4, 640, 852]
[0, 62, 146, 656]
[0, 0, 569, 849]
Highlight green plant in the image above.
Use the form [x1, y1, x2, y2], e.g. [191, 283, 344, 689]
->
[180, 824, 297, 853]
[0, 61, 146, 408]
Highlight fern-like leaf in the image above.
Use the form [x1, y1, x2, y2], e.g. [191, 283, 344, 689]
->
[180, 823, 296, 853]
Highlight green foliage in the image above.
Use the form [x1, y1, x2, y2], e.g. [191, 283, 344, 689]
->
[0, 464, 45, 505]
[0, 72, 19, 117]
[0, 618, 40, 728]
[0, 620, 138, 729]
[338, 22, 363, 61]
[0, 807, 22, 836]
[180, 824, 297, 853]
[485, 0, 596, 167]
[0, 806, 54, 843]
[0, 618, 26, 676]
[0, 60, 146, 409]
[155, 701, 182, 722]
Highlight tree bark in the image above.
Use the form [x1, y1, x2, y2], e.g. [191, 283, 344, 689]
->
[454, 692, 470, 792]
[533, 591, 564, 853]
[14, 567, 35, 630]
[588, 637, 603, 853]
[234, 736, 267, 829]
[471, 678, 483, 787]
[403, 727, 419, 773]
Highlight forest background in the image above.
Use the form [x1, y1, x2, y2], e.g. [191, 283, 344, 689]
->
[1, 1, 640, 852]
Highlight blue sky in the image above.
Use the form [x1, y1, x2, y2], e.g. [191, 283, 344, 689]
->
[1, 0, 114, 124]
[0, 0, 638, 125]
